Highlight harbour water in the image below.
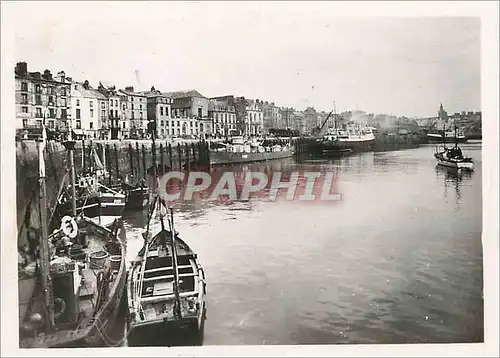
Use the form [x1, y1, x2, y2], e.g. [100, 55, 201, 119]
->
[120, 142, 483, 345]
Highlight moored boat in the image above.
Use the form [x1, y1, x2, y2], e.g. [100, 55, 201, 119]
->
[126, 200, 207, 346]
[19, 130, 127, 348]
[210, 136, 294, 165]
[57, 175, 126, 229]
[320, 123, 376, 152]
[427, 128, 468, 143]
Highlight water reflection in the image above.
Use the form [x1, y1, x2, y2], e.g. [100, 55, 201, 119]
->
[435, 165, 474, 210]
[117, 144, 482, 346]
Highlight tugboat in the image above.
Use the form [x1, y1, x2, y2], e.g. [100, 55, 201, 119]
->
[18, 128, 127, 348]
[434, 126, 474, 171]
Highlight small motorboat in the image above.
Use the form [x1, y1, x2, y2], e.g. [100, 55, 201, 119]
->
[434, 144, 474, 171]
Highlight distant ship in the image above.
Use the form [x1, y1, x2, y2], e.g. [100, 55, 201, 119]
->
[209, 136, 294, 165]
[427, 128, 468, 144]
[321, 123, 376, 152]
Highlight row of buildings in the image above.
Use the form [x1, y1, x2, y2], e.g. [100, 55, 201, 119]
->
[15, 62, 479, 140]
[15, 62, 332, 140]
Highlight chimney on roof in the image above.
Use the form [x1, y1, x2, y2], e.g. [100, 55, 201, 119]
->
[15, 62, 28, 76]
[66, 76, 73, 82]
[56, 71, 66, 82]
[151, 86, 156, 92]
[125, 86, 134, 92]
[43, 69, 53, 80]
[83, 80, 90, 90]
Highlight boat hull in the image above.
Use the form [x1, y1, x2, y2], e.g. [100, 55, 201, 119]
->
[59, 193, 126, 229]
[436, 158, 474, 170]
[127, 311, 205, 347]
[124, 186, 149, 210]
[322, 138, 375, 152]
[210, 149, 294, 165]
[427, 134, 468, 143]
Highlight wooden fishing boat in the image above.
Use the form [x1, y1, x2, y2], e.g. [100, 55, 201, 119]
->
[434, 125, 474, 171]
[126, 201, 207, 346]
[57, 175, 126, 229]
[18, 132, 127, 348]
[56, 145, 126, 228]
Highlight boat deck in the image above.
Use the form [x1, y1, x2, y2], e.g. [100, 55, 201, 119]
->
[19, 218, 126, 348]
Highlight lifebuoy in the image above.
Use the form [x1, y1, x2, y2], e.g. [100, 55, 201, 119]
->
[61, 215, 78, 239]
[54, 297, 66, 319]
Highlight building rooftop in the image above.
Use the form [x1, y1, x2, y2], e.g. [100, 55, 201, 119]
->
[163, 89, 206, 99]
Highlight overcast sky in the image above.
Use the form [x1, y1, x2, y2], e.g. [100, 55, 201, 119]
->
[10, 2, 481, 117]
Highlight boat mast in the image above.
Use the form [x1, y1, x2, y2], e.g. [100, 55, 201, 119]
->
[168, 208, 182, 318]
[64, 124, 78, 216]
[38, 122, 55, 331]
[443, 123, 446, 150]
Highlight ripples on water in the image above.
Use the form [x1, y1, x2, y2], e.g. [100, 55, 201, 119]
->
[121, 142, 483, 345]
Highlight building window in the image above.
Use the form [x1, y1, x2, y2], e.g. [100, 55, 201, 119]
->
[123, 122, 126, 129]
[35, 95, 42, 105]
[90, 101, 93, 108]
[35, 108, 42, 117]
[49, 108, 55, 118]
[101, 101, 105, 108]
[166, 107, 169, 117]
[140, 112, 143, 119]
[131, 112, 134, 120]
[21, 106, 28, 113]
[21, 82, 28, 91]
[177, 121, 180, 127]
[36, 120, 42, 127]
[115, 100, 118, 106]
[90, 122, 94, 129]
[35, 84, 41, 93]
[198, 108, 202, 118]
[22, 119, 28, 127]
[76, 120, 81, 129]
[74, 85, 78, 90]
[48, 96, 54, 104]
[62, 98, 67, 107]
[61, 88, 66, 96]
[139, 104, 143, 110]
[101, 110, 105, 118]
[76, 109, 81, 119]
[48, 120, 55, 128]
[160, 107, 164, 116]
[131, 104, 134, 110]
[21, 93, 28, 104]
[76, 99, 80, 107]
[115, 110, 118, 118]
[90, 109, 94, 118]
[161, 120, 164, 126]
[61, 109, 67, 119]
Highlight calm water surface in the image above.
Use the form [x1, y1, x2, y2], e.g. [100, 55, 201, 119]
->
[121, 142, 483, 345]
